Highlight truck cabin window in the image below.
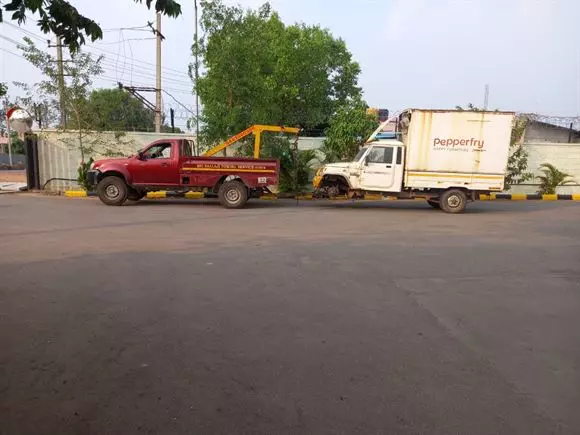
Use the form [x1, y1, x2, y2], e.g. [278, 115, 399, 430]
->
[143, 143, 172, 160]
[355, 147, 369, 162]
[366, 146, 394, 164]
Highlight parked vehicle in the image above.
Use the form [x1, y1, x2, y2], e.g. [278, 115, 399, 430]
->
[87, 125, 299, 209]
[313, 109, 515, 213]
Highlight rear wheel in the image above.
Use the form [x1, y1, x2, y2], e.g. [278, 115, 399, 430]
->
[426, 199, 440, 209]
[439, 189, 467, 214]
[97, 176, 128, 206]
[218, 180, 248, 209]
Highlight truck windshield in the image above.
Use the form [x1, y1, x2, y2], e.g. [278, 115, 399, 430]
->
[354, 147, 368, 162]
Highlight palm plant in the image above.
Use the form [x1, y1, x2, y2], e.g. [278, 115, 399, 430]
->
[537, 163, 575, 194]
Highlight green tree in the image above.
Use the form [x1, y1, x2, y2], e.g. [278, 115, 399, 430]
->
[195, 0, 362, 147]
[504, 116, 534, 187]
[16, 37, 107, 162]
[322, 99, 378, 162]
[1, 0, 181, 52]
[85, 88, 155, 132]
[536, 163, 575, 194]
[15, 36, 103, 131]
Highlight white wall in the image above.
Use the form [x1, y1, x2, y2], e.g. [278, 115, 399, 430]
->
[509, 142, 580, 194]
[37, 130, 195, 191]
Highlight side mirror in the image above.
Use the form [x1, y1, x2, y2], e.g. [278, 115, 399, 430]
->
[137, 152, 145, 160]
[364, 155, 370, 166]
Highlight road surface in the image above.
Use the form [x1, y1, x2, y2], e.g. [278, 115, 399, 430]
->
[1, 195, 579, 434]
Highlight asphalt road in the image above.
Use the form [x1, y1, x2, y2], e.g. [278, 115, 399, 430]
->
[1, 195, 579, 435]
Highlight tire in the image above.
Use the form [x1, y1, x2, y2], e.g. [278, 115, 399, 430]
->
[439, 189, 467, 214]
[127, 188, 146, 201]
[97, 176, 128, 206]
[218, 180, 248, 209]
[426, 199, 440, 209]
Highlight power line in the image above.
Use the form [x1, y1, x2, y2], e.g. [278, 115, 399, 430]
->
[163, 90, 195, 116]
[2, 21, 191, 79]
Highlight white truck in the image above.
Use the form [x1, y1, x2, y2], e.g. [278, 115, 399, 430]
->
[313, 109, 515, 213]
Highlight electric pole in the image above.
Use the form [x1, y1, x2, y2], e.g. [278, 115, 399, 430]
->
[56, 36, 67, 128]
[483, 84, 489, 110]
[194, 0, 200, 155]
[155, 12, 162, 133]
[4, 100, 13, 166]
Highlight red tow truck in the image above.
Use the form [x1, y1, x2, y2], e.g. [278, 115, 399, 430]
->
[87, 125, 299, 209]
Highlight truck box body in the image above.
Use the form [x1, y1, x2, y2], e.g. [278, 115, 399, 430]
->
[404, 110, 514, 191]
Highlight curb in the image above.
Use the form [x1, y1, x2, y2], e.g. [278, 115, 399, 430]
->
[63, 191, 580, 201]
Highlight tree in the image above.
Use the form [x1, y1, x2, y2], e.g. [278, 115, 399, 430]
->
[15, 36, 103, 130]
[536, 163, 575, 194]
[84, 88, 155, 132]
[0, 0, 181, 52]
[0, 82, 7, 98]
[322, 99, 378, 162]
[505, 116, 534, 187]
[195, 0, 362, 146]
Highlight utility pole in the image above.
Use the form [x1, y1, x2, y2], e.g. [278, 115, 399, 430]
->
[155, 13, 162, 133]
[56, 36, 67, 128]
[194, 0, 200, 155]
[4, 100, 13, 166]
[483, 84, 489, 110]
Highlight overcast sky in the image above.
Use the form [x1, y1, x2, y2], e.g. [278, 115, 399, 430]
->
[1, 0, 579, 129]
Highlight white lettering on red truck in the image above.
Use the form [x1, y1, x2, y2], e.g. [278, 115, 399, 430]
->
[433, 138, 485, 152]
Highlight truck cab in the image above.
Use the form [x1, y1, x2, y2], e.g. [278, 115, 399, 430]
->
[314, 138, 406, 196]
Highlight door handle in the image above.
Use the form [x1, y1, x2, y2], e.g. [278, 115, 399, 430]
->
[386, 165, 392, 168]
[161, 162, 169, 167]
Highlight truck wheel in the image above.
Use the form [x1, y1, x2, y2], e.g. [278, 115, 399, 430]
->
[426, 199, 440, 209]
[439, 189, 467, 214]
[127, 188, 146, 201]
[218, 180, 248, 209]
[97, 176, 128, 206]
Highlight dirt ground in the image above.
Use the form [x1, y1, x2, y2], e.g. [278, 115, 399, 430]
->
[0, 169, 26, 183]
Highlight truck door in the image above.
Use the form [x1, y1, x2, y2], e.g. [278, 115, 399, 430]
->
[131, 142, 179, 186]
[361, 145, 400, 192]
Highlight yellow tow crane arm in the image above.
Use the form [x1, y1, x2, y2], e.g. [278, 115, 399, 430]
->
[203, 125, 301, 159]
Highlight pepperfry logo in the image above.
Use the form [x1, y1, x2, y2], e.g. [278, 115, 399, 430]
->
[433, 138, 485, 152]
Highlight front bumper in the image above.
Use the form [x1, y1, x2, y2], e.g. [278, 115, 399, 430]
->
[87, 170, 100, 188]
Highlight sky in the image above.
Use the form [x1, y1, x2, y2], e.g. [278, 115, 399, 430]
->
[1, 0, 580, 130]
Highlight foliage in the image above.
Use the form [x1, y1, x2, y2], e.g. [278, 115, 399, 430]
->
[85, 88, 155, 132]
[505, 117, 534, 188]
[236, 136, 318, 192]
[8, 132, 25, 154]
[0, 0, 181, 52]
[195, 0, 362, 147]
[77, 157, 95, 191]
[15, 37, 103, 130]
[457, 103, 533, 189]
[0, 82, 7, 97]
[322, 99, 378, 162]
[536, 163, 575, 194]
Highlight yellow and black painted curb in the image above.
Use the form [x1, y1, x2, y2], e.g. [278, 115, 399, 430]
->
[63, 191, 580, 201]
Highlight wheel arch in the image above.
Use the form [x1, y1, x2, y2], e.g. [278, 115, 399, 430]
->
[98, 168, 131, 185]
[213, 174, 249, 192]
